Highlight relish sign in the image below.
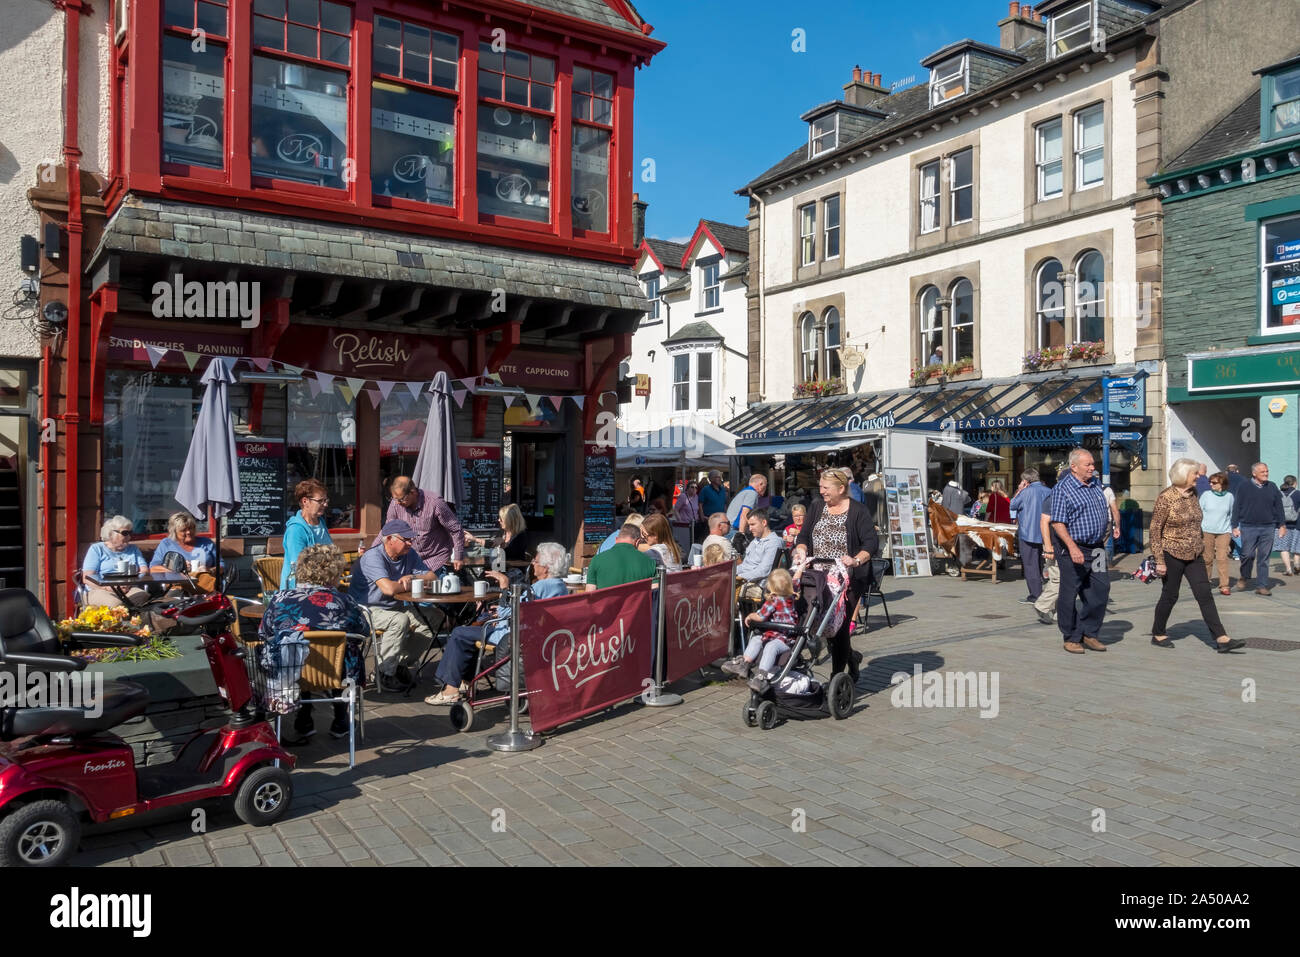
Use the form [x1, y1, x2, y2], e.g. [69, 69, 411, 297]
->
[519, 580, 653, 734]
[663, 563, 734, 683]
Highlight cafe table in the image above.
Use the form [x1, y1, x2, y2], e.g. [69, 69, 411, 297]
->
[85, 569, 195, 607]
[394, 588, 502, 680]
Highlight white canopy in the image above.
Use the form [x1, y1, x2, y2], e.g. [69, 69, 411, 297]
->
[929, 438, 1003, 460]
[617, 420, 738, 468]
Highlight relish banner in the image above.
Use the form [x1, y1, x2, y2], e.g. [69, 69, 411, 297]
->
[519, 579, 653, 734]
[663, 562, 734, 683]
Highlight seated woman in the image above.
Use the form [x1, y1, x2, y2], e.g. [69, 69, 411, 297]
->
[639, 512, 682, 572]
[783, 503, 807, 548]
[425, 541, 568, 706]
[82, 516, 150, 607]
[151, 511, 220, 591]
[466, 503, 529, 560]
[258, 544, 371, 743]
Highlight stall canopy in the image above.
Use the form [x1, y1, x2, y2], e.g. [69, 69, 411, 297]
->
[929, 438, 1002, 460]
[617, 420, 738, 468]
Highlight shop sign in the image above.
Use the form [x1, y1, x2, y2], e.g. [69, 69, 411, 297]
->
[1271, 274, 1300, 305]
[1275, 240, 1300, 262]
[495, 353, 582, 390]
[844, 411, 896, 432]
[109, 326, 247, 367]
[635, 374, 651, 397]
[1188, 348, 1300, 391]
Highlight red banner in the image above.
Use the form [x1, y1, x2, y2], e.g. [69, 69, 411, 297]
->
[519, 580, 653, 734]
[663, 562, 734, 683]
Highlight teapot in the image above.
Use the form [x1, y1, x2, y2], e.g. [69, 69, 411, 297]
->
[439, 573, 462, 594]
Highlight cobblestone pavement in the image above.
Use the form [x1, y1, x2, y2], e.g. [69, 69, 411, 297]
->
[79, 556, 1300, 867]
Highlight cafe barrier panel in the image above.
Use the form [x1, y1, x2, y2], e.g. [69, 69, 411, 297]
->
[518, 579, 653, 735]
[662, 561, 736, 684]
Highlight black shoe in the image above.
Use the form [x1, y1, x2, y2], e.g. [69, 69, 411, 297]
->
[1215, 638, 1247, 653]
[848, 650, 863, 682]
[394, 663, 414, 685]
[329, 717, 350, 739]
[1036, 609, 1054, 625]
[282, 728, 314, 747]
[1151, 636, 1174, 649]
[1018, 596, 1035, 604]
[378, 672, 408, 694]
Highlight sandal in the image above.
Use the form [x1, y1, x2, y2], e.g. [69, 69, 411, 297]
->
[1219, 586, 1231, 596]
[424, 688, 461, 706]
[1150, 635, 1173, 648]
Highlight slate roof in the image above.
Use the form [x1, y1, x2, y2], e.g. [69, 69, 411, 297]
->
[660, 273, 692, 294]
[1166, 90, 1268, 171]
[739, 0, 1170, 194]
[663, 321, 722, 343]
[526, 0, 645, 38]
[700, 220, 749, 255]
[92, 195, 648, 312]
[721, 259, 749, 281]
[644, 237, 690, 270]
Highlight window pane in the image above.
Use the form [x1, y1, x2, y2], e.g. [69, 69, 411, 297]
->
[920, 288, 942, 363]
[1042, 160, 1063, 197]
[951, 149, 972, 188]
[477, 105, 550, 222]
[1038, 259, 1065, 347]
[479, 43, 502, 71]
[594, 72, 612, 98]
[320, 1, 350, 33]
[504, 76, 529, 105]
[1273, 101, 1300, 135]
[531, 85, 553, 112]
[1265, 216, 1300, 263]
[593, 98, 612, 125]
[321, 33, 349, 65]
[825, 225, 840, 259]
[952, 185, 972, 223]
[402, 24, 431, 83]
[951, 280, 974, 361]
[673, 354, 689, 411]
[824, 309, 840, 348]
[433, 32, 459, 89]
[505, 50, 529, 77]
[374, 17, 401, 75]
[254, 0, 284, 16]
[824, 195, 840, 229]
[379, 391, 429, 494]
[1039, 119, 1062, 161]
[251, 56, 349, 188]
[372, 84, 455, 206]
[288, 22, 317, 57]
[574, 66, 592, 94]
[288, 0, 318, 26]
[572, 125, 610, 232]
[1079, 150, 1103, 186]
[478, 69, 498, 99]
[253, 14, 284, 49]
[572, 94, 592, 122]
[288, 382, 357, 530]
[196, 2, 228, 36]
[1275, 67, 1300, 104]
[920, 162, 939, 232]
[164, 0, 193, 28]
[162, 35, 227, 170]
[1077, 106, 1103, 148]
[531, 57, 555, 83]
[696, 353, 712, 409]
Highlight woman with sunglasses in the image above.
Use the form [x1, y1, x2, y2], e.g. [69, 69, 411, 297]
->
[280, 478, 334, 591]
[82, 515, 151, 607]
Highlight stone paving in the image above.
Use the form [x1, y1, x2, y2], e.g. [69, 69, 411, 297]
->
[78, 555, 1300, 866]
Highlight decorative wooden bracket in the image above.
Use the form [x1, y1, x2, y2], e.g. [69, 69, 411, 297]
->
[88, 284, 119, 426]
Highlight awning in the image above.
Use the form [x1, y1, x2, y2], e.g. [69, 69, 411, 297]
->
[617, 420, 738, 468]
[929, 438, 1002, 460]
[732, 434, 874, 457]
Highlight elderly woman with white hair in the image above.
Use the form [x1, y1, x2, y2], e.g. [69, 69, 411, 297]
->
[1149, 458, 1245, 653]
[425, 541, 569, 706]
[82, 515, 151, 607]
[151, 511, 220, 591]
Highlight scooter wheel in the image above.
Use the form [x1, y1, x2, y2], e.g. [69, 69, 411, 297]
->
[742, 700, 758, 728]
[757, 700, 778, 731]
[233, 765, 294, 827]
[829, 672, 854, 720]
[0, 799, 80, 867]
[450, 701, 475, 733]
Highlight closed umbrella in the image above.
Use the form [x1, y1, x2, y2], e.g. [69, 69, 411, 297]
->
[411, 371, 463, 507]
[175, 357, 241, 594]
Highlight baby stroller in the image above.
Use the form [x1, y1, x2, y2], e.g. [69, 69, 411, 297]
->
[740, 559, 855, 731]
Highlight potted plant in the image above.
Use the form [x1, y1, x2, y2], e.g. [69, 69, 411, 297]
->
[794, 378, 845, 399]
[56, 605, 181, 665]
[1023, 345, 1066, 372]
[1065, 340, 1106, 363]
[944, 356, 975, 376]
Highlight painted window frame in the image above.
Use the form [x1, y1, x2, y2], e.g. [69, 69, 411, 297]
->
[1047, 1, 1095, 60]
[1261, 64, 1300, 142]
[822, 306, 842, 381]
[644, 273, 660, 320]
[929, 53, 968, 107]
[949, 148, 974, 225]
[809, 113, 838, 158]
[919, 161, 940, 234]
[1074, 248, 1106, 343]
[1259, 212, 1300, 335]
[799, 312, 818, 381]
[1073, 103, 1105, 192]
[1036, 117, 1064, 200]
[823, 195, 841, 261]
[1036, 257, 1066, 350]
[668, 346, 717, 414]
[701, 260, 721, 311]
[799, 202, 817, 265]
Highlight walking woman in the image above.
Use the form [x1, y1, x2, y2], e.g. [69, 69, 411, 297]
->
[1149, 458, 1245, 652]
[790, 467, 879, 680]
[1277, 475, 1300, 576]
[1199, 471, 1235, 595]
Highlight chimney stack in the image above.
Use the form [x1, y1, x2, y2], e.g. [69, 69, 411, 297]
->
[844, 64, 889, 105]
[999, 0, 1046, 51]
[632, 193, 647, 247]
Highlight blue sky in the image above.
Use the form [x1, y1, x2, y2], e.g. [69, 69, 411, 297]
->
[632, 0, 1010, 242]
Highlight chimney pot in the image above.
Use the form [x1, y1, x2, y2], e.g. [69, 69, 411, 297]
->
[1010, 1, 1019, 16]
[876, 73, 883, 85]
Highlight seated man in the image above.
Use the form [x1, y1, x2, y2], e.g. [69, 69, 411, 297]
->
[735, 508, 782, 581]
[585, 522, 657, 591]
[425, 542, 568, 705]
[347, 519, 437, 692]
[701, 512, 738, 561]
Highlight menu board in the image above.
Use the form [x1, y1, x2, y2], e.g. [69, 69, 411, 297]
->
[225, 439, 287, 538]
[583, 442, 616, 544]
[883, 467, 933, 579]
[458, 443, 502, 528]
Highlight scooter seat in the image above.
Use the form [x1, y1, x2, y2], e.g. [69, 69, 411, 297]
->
[0, 679, 149, 741]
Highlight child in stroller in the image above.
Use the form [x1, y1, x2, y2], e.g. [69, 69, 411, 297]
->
[720, 569, 798, 680]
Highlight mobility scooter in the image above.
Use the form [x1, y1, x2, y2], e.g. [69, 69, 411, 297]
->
[0, 589, 295, 866]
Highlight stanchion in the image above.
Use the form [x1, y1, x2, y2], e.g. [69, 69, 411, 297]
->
[729, 557, 739, 656]
[487, 583, 542, 752]
[640, 567, 682, 707]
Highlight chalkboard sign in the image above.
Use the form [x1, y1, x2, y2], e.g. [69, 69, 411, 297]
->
[225, 439, 287, 538]
[583, 442, 616, 544]
[458, 443, 503, 528]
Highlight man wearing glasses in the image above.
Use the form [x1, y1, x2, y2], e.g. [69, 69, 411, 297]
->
[280, 478, 334, 590]
[374, 475, 465, 575]
[349, 519, 437, 692]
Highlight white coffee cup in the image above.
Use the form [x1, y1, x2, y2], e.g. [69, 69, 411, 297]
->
[191, 559, 204, 573]
[692, 554, 703, 568]
[117, 558, 130, 574]
[411, 578, 425, 599]
[473, 580, 488, 598]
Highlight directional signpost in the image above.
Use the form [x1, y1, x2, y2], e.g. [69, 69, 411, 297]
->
[1102, 372, 1147, 497]
[1070, 425, 1103, 435]
[1110, 431, 1142, 442]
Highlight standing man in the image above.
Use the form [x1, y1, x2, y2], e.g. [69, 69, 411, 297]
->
[349, 520, 437, 691]
[1231, 462, 1287, 595]
[1048, 449, 1115, 654]
[726, 473, 767, 534]
[1226, 464, 1246, 495]
[1010, 468, 1052, 606]
[698, 470, 729, 518]
[1034, 464, 1069, 626]
[374, 476, 464, 574]
[941, 479, 971, 516]
[1194, 463, 1210, 495]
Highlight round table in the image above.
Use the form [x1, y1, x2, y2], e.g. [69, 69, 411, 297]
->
[393, 589, 501, 605]
[395, 589, 502, 680]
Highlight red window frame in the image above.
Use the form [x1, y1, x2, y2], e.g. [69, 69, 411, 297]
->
[570, 62, 614, 239]
[160, 1, 231, 185]
[369, 10, 462, 219]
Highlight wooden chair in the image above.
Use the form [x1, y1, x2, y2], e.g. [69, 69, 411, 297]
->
[338, 551, 359, 590]
[252, 556, 284, 601]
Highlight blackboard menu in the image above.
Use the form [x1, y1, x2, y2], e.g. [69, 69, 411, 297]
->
[225, 439, 287, 538]
[583, 442, 616, 544]
[458, 443, 503, 528]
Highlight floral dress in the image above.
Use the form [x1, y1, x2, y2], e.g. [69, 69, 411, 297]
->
[258, 585, 370, 712]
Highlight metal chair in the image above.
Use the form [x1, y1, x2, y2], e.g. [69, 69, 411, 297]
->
[298, 630, 368, 769]
[858, 558, 894, 628]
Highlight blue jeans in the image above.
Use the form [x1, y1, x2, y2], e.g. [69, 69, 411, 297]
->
[437, 624, 486, 688]
[1238, 525, 1275, 589]
[1019, 537, 1044, 600]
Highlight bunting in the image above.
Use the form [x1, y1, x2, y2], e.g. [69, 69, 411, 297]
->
[345, 376, 366, 396]
[364, 388, 382, 409]
[144, 344, 168, 369]
[405, 380, 425, 400]
[182, 351, 201, 371]
[452, 389, 467, 408]
[376, 380, 396, 401]
[250, 356, 271, 372]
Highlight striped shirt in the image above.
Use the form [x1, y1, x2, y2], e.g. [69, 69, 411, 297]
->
[1048, 472, 1110, 545]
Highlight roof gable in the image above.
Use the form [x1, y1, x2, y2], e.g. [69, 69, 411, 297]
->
[683, 220, 748, 264]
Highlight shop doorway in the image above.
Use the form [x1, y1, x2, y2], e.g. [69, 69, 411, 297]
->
[510, 432, 565, 537]
[0, 365, 38, 593]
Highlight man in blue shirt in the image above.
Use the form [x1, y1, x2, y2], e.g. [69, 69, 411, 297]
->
[735, 509, 782, 581]
[1010, 467, 1052, 605]
[349, 519, 436, 690]
[727, 473, 767, 532]
[1048, 448, 1113, 655]
[697, 470, 729, 519]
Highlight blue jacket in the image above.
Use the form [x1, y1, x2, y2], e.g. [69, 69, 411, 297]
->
[280, 511, 334, 590]
[1009, 482, 1052, 544]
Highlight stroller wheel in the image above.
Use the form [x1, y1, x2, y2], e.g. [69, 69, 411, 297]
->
[828, 672, 854, 720]
[449, 701, 475, 733]
[517, 695, 529, 715]
[757, 700, 777, 731]
[742, 699, 758, 728]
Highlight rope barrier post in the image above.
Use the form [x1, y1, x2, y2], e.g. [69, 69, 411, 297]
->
[641, 567, 681, 707]
[729, 558, 739, 657]
[488, 583, 541, 752]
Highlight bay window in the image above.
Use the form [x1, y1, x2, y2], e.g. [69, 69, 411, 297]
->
[572, 66, 614, 234]
[477, 42, 555, 224]
[371, 17, 458, 207]
[670, 350, 716, 414]
[1262, 215, 1300, 332]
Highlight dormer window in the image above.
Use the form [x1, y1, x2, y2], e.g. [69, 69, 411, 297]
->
[929, 54, 968, 107]
[809, 114, 838, 158]
[1048, 2, 1095, 59]
[1263, 63, 1300, 142]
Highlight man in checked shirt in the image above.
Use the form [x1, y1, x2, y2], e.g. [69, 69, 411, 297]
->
[1048, 448, 1119, 654]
